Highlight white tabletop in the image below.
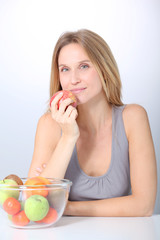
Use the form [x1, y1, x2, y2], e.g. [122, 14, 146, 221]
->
[0, 214, 160, 240]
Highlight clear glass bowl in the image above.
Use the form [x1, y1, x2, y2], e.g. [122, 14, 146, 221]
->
[0, 177, 72, 229]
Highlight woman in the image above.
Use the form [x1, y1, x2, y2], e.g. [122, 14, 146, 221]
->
[28, 29, 157, 217]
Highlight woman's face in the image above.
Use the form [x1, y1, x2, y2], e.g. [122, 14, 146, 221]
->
[58, 43, 103, 105]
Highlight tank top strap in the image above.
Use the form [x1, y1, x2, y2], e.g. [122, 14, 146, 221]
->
[112, 104, 128, 149]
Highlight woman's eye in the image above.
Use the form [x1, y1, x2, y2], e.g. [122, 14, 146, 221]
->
[80, 64, 89, 69]
[61, 68, 68, 72]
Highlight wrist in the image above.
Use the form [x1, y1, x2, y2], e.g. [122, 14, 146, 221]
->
[61, 133, 79, 143]
[64, 201, 75, 216]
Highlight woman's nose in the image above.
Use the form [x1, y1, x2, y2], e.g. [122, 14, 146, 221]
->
[70, 70, 81, 84]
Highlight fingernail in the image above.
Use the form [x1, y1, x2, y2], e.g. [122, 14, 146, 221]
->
[36, 167, 42, 172]
[35, 173, 40, 176]
[42, 164, 46, 168]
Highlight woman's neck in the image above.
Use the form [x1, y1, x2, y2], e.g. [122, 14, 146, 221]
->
[77, 95, 112, 136]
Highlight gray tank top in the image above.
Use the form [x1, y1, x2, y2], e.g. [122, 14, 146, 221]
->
[64, 105, 131, 201]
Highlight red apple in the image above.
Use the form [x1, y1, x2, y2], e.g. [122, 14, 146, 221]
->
[50, 90, 77, 109]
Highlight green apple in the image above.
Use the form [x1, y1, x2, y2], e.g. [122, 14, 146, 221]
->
[0, 179, 19, 206]
[24, 195, 49, 221]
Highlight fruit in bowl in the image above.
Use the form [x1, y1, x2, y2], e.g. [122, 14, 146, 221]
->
[24, 195, 49, 221]
[23, 176, 52, 199]
[0, 179, 19, 205]
[0, 175, 72, 229]
[4, 174, 23, 185]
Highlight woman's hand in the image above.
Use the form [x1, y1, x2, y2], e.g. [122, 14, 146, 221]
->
[34, 163, 47, 176]
[50, 92, 80, 139]
[63, 200, 72, 216]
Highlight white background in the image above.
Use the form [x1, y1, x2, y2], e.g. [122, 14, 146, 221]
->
[0, 0, 159, 214]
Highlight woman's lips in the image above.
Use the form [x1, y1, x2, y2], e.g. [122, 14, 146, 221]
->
[70, 88, 86, 94]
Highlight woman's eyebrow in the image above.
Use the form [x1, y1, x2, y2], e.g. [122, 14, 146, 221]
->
[58, 64, 67, 68]
[78, 60, 91, 63]
[58, 60, 91, 68]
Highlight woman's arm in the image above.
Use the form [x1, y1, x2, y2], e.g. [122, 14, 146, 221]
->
[28, 113, 60, 177]
[28, 114, 78, 178]
[64, 104, 157, 217]
[28, 93, 79, 179]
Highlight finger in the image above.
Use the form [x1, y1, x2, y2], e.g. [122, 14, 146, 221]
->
[63, 107, 78, 121]
[35, 167, 42, 173]
[58, 98, 74, 114]
[54, 106, 74, 123]
[63, 105, 75, 118]
[69, 108, 78, 120]
[42, 163, 46, 169]
[54, 99, 74, 121]
[50, 92, 63, 110]
[35, 172, 40, 176]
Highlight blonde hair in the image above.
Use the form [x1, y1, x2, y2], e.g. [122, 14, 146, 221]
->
[49, 29, 123, 106]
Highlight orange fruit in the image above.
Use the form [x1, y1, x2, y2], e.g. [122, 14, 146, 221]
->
[12, 210, 30, 226]
[23, 177, 51, 199]
[3, 197, 21, 215]
[35, 207, 58, 224]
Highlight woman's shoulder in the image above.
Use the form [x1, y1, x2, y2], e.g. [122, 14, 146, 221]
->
[123, 103, 147, 117]
[36, 112, 61, 140]
[122, 104, 149, 139]
[38, 111, 53, 122]
[123, 104, 147, 121]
